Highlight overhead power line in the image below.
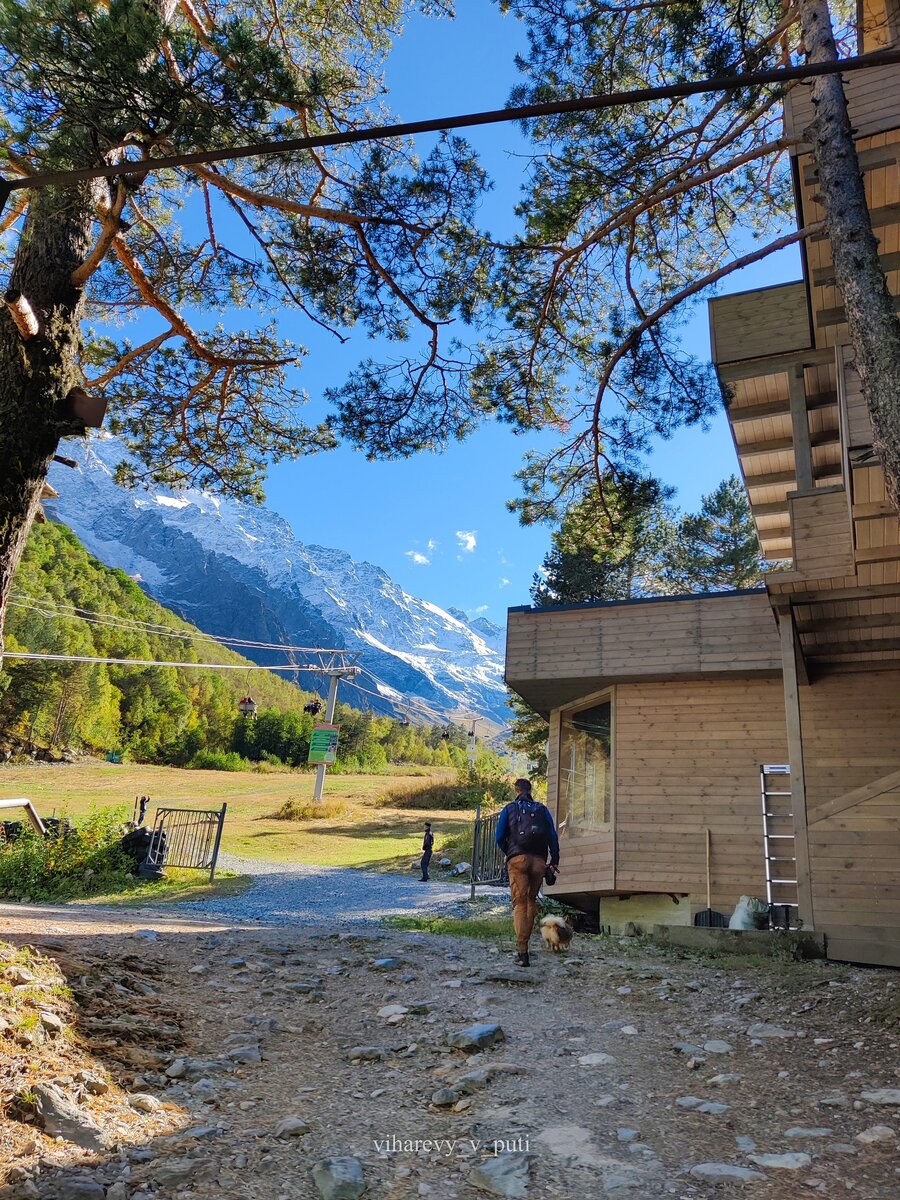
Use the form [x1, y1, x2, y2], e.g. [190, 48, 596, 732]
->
[2, 651, 350, 671]
[7, 593, 348, 655]
[2, 49, 900, 208]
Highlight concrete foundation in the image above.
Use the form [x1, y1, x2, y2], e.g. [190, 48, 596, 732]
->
[599, 893, 691, 934]
[651, 924, 827, 959]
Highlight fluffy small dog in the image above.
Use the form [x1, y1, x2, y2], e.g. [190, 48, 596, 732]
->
[540, 914, 574, 952]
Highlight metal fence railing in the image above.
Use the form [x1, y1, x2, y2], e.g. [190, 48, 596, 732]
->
[470, 803, 508, 898]
[146, 804, 227, 882]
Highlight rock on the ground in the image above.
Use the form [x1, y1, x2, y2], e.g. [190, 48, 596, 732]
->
[311, 1156, 367, 1200]
[452, 862, 471, 876]
[446, 1023, 505, 1051]
[578, 1052, 617, 1066]
[51, 1177, 105, 1200]
[128, 1093, 162, 1113]
[860, 1088, 900, 1106]
[148, 1158, 205, 1186]
[748, 1152, 812, 1170]
[377, 1004, 409, 1019]
[227, 1045, 263, 1064]
[33, 1084, 107, 1151]
[275, 1116, 311, 1137]
[856, 1125, 897, 1143]
[785, 1128, 832, 1139]
[690, 1163, 766, 1183]
[347, 1046, 385, 1062]
[703, 1040, 733, 1054]
[746, 1023, 795, 1039]
[469, 1152, 530, 1198]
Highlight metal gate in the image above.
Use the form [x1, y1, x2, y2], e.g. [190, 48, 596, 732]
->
[470, 803, 508, 899]
[146, 804, 227, 882]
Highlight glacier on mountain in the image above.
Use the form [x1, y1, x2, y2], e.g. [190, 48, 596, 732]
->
[45, 436, 511, 726]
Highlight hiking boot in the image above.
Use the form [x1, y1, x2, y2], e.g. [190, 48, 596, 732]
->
[515, 950, 530, 968]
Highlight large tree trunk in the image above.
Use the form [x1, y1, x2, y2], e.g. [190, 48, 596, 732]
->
[0, 184, 94, 666]
[798, 0, 900, 513]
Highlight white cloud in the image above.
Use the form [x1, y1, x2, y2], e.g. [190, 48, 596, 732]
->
[499, 577, 511, 588]
[426, 538, 438, 552]
[470, 604, 489, 615]
[456, 530, 477, 553]
[498, 550, 509, 565]
[405, 550, 430, 566]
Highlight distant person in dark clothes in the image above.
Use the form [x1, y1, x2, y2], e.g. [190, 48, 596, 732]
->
[495, 778, 560, 967]
[419, 822, 434, 881]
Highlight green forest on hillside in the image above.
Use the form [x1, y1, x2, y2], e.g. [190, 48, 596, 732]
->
[0, 522, 477, 772]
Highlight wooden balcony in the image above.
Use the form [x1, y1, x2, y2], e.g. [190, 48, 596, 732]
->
[505, 591, 781, 715]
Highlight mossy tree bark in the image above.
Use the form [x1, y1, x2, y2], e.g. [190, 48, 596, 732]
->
[799, 0, 900, 512]
[0, 184, 94, 666]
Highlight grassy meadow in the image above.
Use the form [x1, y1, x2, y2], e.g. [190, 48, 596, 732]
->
[0, 762, 475, 873]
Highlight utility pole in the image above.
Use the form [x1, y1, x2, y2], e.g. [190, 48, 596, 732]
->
[312, 663, 361, 801]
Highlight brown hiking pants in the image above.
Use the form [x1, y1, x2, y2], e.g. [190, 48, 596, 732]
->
[507, 854, 546, 952]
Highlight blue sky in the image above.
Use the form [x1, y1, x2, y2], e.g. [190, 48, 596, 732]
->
[250, 2, 802, 623]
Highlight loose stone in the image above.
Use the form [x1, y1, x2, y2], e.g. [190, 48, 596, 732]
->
[311, 1156, 367, 1200]
[275, 1116, 311, 1137]
[748, 1152, 812, 1170]
[446, 1023, 505, 1051]
[856, 1125, 897, 1144]
[746, 1023, 795, 1039]
[469, 1152, 530, 1198]
[690, 1163, 766, 1183]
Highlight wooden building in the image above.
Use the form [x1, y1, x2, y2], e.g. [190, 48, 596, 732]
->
[505, 5, 900, 967]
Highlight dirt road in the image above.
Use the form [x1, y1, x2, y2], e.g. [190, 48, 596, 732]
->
[1, 902, 898, 1200]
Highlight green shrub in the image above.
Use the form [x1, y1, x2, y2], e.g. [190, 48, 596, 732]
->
[186, 749, 249, 771]
[0, 807, 136, 902]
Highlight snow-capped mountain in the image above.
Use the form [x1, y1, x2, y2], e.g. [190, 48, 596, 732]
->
[45, 436, 510, 726]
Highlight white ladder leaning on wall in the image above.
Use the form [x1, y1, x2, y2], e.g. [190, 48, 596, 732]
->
[760, 764, 801, 928]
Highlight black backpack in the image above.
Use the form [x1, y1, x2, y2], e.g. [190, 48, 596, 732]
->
[505, 798, 550, 856]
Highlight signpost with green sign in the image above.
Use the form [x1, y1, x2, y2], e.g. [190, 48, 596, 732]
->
[308, 723, 340, 765]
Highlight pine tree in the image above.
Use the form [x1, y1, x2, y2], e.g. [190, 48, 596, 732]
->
[0, 0, 492, 663]
[664, 476, 766, 592]
[490, 0, 900, 523]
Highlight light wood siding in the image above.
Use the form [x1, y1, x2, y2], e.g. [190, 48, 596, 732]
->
[799, 131, 900, 352]
[613, 679, 788, 912]
[784, 64, 900, 148]
[838, 345, 875, 456]
[708, 283, 811, 365]
[801, 670, 900, 966]
[789, 487, 855, 578]
[506, 593, 782, 715]
[860, 0, 900, 52]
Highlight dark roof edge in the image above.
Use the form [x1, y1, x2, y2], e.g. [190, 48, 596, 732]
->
[507, 587, 766, 616]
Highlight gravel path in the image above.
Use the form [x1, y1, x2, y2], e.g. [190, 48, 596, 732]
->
[173, 853, 478, 925]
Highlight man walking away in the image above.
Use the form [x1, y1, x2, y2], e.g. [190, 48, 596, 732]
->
[495, 779, 560, 966]
[419, 822, 434, 881]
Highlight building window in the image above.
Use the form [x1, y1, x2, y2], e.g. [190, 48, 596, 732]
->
[558, 698, 612, 830]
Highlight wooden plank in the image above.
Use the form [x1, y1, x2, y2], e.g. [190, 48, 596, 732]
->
[718, 347, 835, 381]
[816, 292, 900, 328]
[806, 635, 900, 657]
[778, 608, 814, 928]
[812, 249, 900, 288]
[788, 364, 814, 493]
[809, 766, 900, 825]
[854, 544, 900, 564]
